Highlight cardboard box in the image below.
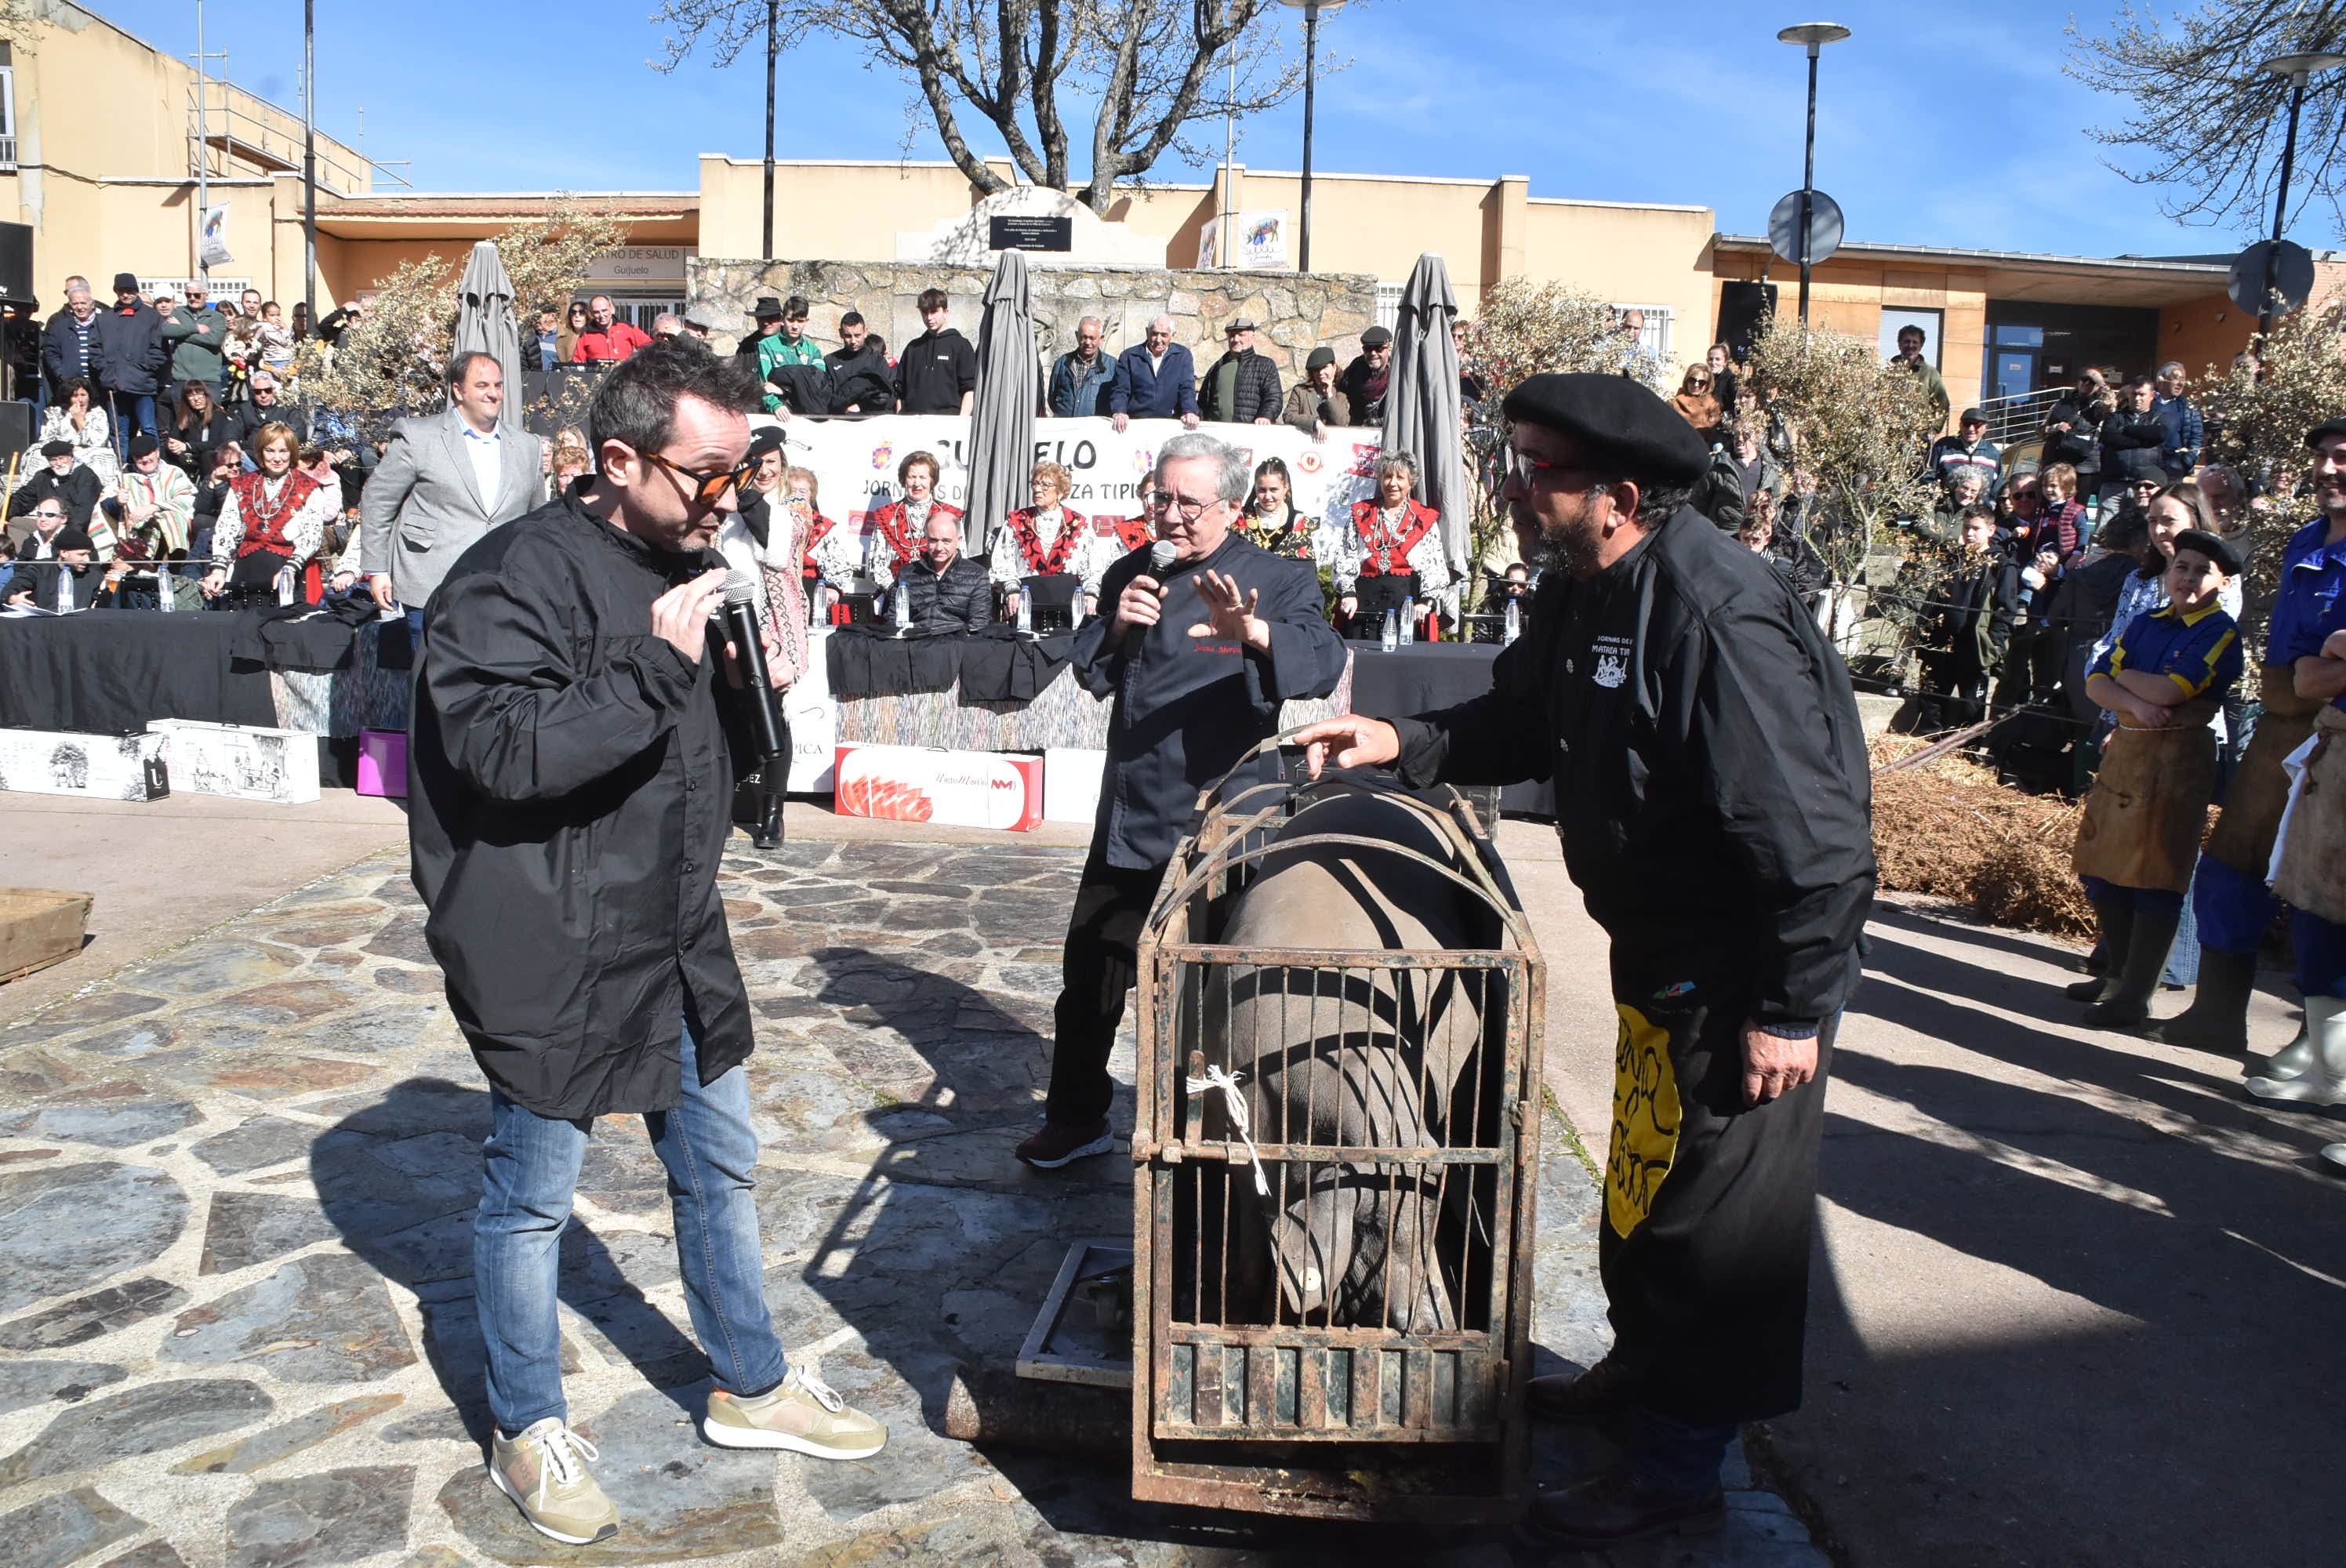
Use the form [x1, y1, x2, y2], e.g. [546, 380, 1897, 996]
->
[1043, 746, 1106, 826]
[832, 744, 1042, 832]
[357, 729, 409, 798]
[149, 719, 321, 804]
[0, 728, 169, 801]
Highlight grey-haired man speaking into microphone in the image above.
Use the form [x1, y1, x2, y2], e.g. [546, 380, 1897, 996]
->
[410, 343, 884, 1548]
[1018, 432, 1347, 1170]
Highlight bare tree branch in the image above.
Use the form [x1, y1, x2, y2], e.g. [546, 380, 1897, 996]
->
[2067, 1, 2346, 237]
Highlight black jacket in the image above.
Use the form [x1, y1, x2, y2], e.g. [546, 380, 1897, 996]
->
[893, 326, 977, 415]
[2041, 395, 2108, 477]
[1931, 552, 2019, 678]
[41, 309, 102, 392]
[901, 553, 991, 632]
[409, 488, 757, 1120]
[1075, 533, 1346, 869]
[9, 466, 103, 528]
[1336, 354, 1391, 425]
[94, 301, 170, 396]
[825, 339, 895, 414]
[1390, 508, 1875, 1032]
[1197, 348, 1284, 423]
[2101, 411, 2169, 482]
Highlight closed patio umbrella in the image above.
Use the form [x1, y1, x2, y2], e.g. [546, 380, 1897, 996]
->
[452, 241, 525, 433]
[1382, 252, 1468, 575]
[964, 249, 1037, 557]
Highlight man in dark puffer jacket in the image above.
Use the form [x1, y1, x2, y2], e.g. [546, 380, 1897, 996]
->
[899, 511, 992, 630]
[1196, 319, 1284, 424]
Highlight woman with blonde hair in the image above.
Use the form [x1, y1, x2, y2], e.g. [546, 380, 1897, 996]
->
[1670, 365, 1723, 439]
[198, 419, 340, 607]
[993, 459, 1103, 619]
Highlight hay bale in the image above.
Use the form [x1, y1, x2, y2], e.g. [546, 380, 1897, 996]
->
[1870, 738, 2096, 938]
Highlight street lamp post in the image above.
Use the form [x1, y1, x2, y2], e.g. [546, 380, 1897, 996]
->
[1776, 22, 1849, 325]
[2255, 50, 2346, 338]
[1278, 0, 1346, 274]
[303, 0, 317, 324]
[761, 0, 779, 261]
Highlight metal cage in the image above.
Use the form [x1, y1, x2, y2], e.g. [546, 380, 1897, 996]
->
[1129, 743, 1546, 1523]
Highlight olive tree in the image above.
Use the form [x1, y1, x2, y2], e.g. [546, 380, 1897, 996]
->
[2195, 292, 2346, 626]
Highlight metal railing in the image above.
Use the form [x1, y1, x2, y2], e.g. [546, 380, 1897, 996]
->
[0, 135, 16, 171]
[186, 85, 407, 192]
[1976, 387, 2065, 448]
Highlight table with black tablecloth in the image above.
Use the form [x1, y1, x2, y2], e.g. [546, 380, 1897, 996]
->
[1344, 640, 1556, 816]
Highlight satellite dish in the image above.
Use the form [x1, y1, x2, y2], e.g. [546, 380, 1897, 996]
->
[2228, 239, 2315, 314]
[1769, 188, 1843, 267]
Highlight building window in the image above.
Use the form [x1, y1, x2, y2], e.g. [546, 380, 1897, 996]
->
[1611, 303, 1672, 363]
[1375, 282, 1404, 333]
[0, 64, 16, 171]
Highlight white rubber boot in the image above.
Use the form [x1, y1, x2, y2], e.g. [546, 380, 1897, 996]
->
[2320, 1142, 2346, 1174]
[2253, 1024, 2315, 1081]
[2246, 996, 2346, 1105]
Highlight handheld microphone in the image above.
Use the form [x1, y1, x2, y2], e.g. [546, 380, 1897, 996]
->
[1148, 539, 1177, 579]
[717, 569, 788, 760]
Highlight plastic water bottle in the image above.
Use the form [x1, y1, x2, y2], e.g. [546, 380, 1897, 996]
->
[1380, 608, 1398, 652]
[1398, 597, 1416, 646]
[1504, 598, 1521, 645]
[809, 581, 825, 631]
[1016, 593, 1033, 635]
[893, 581, 912, 633]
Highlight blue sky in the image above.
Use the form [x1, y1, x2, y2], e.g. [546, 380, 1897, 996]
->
[96, 0, 2281, 259]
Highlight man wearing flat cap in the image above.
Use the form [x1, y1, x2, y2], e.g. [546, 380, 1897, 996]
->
[1338, 324, 1395, 425]
[1197, 318, 1283, 424]
[1295, 372, 1874, 1549]
[2171, 418, 2346, 1066]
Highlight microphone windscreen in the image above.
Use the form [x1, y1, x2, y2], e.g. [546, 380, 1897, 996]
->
[1149, 540, 1177, 575]
[724, 568, 759, 608]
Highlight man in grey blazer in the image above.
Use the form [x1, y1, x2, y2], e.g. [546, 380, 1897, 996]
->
[362, 351, 547, 632]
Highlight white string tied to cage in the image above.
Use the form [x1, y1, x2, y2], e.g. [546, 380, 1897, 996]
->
[1186, 1062, 1270, 1198]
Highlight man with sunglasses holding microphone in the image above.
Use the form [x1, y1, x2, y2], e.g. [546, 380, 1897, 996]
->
[409, 343, 886, 1548]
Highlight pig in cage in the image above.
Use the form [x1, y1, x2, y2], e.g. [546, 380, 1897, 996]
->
[1128, 749, 1546, 1523]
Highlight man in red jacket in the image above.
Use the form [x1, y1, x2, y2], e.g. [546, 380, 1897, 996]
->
[572, 296, 651, 364]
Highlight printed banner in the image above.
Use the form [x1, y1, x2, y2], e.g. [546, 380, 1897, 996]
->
[199, 205, 234, 269]
[764, 415, 1381, 552]
[1197, 210, 1289, 270]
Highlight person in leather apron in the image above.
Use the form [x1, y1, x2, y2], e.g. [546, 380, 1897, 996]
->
[2155, 419, 2346, 1057]
[2072, 528, 2246, 1028]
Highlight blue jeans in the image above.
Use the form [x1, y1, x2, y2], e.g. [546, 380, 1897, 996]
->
[110, 391, 155, 455]
[473, 1014, 787, 1435]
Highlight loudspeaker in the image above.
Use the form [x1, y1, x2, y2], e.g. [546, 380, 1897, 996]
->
[0, 399, 32, 468]
[0, 222, 32, 307]
[1716, 281, 1778, 359]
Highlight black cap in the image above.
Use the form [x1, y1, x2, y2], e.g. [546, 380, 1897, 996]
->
[745, 424, 786, 459]
[51, 528, 95, 552]
[1305, 346, 1336, 372]
[1960, 407, 1988, 425]
[1500, 372, 1712, 487]
[1360, 325, 1393, 349]
[2173, 528, 2246, 576]
[2306, 416, 2346, 448]
[40, 438, 73, 458]
[111, 272, 137, 294]
[751, 296, 785, 321]
[127, 432, 158, 461]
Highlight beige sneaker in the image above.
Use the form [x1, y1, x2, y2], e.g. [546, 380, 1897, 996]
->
[489, 1417, 620, 1545]
[703, 1367, 888, 1459]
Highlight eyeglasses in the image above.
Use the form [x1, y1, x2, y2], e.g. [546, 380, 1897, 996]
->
[1150, 489, 1222, 524]
[34, 510, 63, 521]
[1502, 448, 1614, 491]
[641, 449, 757, 507]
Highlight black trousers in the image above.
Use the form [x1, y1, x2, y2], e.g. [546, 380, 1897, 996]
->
[1600, 980, 1835, 1427]
[1044, 844, 1168, 1127]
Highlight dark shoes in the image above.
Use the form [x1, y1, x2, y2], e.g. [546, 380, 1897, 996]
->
[1015, 1118, 1115, 1171]
[1524, 1356, 1636, 1425]
[1520, 1467, 1726, 1551]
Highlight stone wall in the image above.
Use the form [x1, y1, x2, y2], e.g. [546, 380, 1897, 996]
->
[688, 257, 1379, 379]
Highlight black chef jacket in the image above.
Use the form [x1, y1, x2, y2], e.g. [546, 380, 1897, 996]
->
[1391, 507, 1874, 1032]
[409, 487, 757, 1120]
[1075, 532, 1346, 869]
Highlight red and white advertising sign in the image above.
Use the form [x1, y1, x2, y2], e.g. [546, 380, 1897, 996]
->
[832, 744, 1043, 833]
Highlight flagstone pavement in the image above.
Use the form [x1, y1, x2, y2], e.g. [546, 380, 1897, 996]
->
[0, 837, 1826, 1567]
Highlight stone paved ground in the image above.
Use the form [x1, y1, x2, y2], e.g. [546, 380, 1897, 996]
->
[0, 837, 1825, 1568]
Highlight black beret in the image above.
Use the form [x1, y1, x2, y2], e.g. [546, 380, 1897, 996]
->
[745, 424, 786, 459]
[2173, 528, 2246, 576]
[1501, 372, 1712, 486]
[40, 438, 73, 458]
[2305, 416, 2346, 448]
[51, 528, 95, 553]
[127, 432, 158, 461]
[111, 272, 137, 294]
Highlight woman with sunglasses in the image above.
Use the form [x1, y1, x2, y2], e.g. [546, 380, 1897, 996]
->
[1670, 365, 1723, 441]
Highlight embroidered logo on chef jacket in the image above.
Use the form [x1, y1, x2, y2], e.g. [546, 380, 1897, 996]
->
[1606, 1004, 1681, 1239]
[1591, 633, 1633, 690]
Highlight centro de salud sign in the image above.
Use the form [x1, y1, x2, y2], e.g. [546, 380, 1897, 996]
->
[988, 216, 1073, 253]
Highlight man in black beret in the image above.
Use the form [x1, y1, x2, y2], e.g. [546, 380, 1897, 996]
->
[8, 437, 104, 535]
[1295, 371, 1876, 1548]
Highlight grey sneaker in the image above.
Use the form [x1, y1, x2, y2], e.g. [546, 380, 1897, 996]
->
[703, 1367, 888, 1459]
[488, 1417, 619, 1545]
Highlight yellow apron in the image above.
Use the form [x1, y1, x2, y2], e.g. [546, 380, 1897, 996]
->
[2072, 704, 2219, 894]
[2206, 667, 2322, 873]
[2273, 706, 2346, 925]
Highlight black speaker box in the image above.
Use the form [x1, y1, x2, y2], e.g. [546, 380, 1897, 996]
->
[0, 222, 32, 307]
[0, 399, 32, 467]
[1716, 281, 1779, 359]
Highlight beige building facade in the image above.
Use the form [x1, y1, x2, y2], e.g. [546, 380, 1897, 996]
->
[5, 2, 2301, 430]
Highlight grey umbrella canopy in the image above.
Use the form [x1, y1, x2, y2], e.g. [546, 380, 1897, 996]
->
[1381, 252, 1468, 574]
[964, 249, 1038, 558]
[452, 241, 525, 433]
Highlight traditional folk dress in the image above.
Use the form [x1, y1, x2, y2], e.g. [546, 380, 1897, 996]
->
[991, 504, 1105, 598]
[826, 497, 961, 589]
[1335, 497, 1454, 635]
[210, 469, 336, 604]
[1235, 504, 1320, 563]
